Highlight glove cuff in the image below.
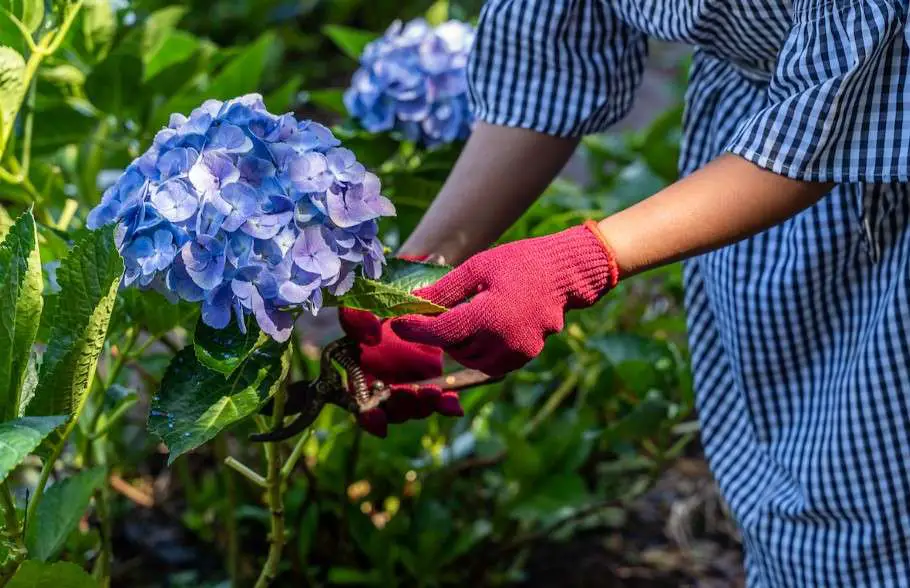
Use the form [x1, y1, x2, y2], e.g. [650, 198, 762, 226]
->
[546, 224, 620, 309]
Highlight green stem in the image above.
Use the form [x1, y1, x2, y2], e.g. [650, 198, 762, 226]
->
[0, 482, 20, 539]
[224, 456, 267, 488]
[522, 372, 580, 436]
[215, 437, 240, 588]
[89, 448, 112, 587]
[253, 388, 288, 588]
[280, 430, 311, 480]
[20, 81, 35, 176]
[87, 397, 137, 441]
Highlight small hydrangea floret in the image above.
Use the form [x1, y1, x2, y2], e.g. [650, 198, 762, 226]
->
[344, 18, 475, 147]
[88, 93, 395, 342]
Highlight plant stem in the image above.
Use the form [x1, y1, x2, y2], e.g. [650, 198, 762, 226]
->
[0, 482, 20, 539]
[280, 430, 311, 480]
[224, 456, 267, 488]
[215, 437, 240, 588]
[522, 371, 580, 436]
[253, 387, 288, 588]
[20, 81, 35, 176]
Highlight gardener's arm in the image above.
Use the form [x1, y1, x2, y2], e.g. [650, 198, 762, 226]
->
[399, 122, 579, 264]
[401, 121, 829, 275]
[391, 124, 832, 376]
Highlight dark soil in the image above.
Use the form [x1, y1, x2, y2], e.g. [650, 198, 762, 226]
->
[522, 457, 745, 588]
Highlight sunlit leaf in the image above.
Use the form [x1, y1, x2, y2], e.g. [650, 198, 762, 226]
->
[0, 46, 26, 152]
[26, 226, 123, 420]
[322, 25, 377, 61]
[0, 211, 43, 420]
[0, 416, 67, 483]
[330, 259, 449, 318]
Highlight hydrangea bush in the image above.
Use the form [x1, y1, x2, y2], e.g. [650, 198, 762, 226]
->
[88, 94, 395, 342]
[344, 18, 475, 147]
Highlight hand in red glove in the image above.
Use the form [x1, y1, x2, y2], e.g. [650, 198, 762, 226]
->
[391, 222, 619, 377]
[339, 307, 463, 438]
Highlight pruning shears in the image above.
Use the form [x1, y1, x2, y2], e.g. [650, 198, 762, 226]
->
[250, 337, 494, 442]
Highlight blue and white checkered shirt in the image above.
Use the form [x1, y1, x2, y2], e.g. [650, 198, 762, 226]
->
[468, 0, 910, 585]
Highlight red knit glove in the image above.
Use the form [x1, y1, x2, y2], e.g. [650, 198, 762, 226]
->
[391, 223, 619, 377]
[340, 307, 463, 438]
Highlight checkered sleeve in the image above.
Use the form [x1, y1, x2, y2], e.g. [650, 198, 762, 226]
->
[467, 0, 648, 137]
[726, 0, 910, 183]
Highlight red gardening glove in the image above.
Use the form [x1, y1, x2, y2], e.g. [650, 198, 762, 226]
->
[340, 307, 463, 439]
[391, 223, 619, 377]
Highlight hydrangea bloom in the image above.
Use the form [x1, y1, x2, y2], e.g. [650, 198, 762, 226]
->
[344, 18, 475, 147]
[88, 94, 395, 342]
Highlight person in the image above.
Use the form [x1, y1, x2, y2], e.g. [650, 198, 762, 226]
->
[342, 0, 910, 585]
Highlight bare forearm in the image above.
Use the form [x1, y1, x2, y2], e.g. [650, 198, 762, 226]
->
[597, 154, 832, 278]
[399, 122, 578, 264]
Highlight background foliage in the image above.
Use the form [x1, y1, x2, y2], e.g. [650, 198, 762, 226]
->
[0, 1, 705, 586]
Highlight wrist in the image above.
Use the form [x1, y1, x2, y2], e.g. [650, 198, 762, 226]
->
[544, 225, 619, 308]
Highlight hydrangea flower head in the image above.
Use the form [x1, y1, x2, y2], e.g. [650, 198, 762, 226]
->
[88, 93, 395, 342]
[344, 18, 475, 147]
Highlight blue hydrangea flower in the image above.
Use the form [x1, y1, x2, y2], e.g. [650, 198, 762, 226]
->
[344, 19, 475, 148]
[88, 93, 395, 342]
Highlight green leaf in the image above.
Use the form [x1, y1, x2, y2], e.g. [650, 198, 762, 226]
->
[139, 6, 187, 55]
[510, 474, 590, 522]
[152, 32, 275, 129]
[0, 205, 12, 241]
[26, 226, 124, 419]
[8, 561, 97, 588]
[0, 11, 25, 54]
[0, 211, 42, 420]
[264, 74, 302, 113]
[330, 259, 449, 318]
[79, 0, 115, 62]
[322, 25, 377, 61]
[113, 289, 198, 339]
[0, 416, 67, 483]
[142, 29, 199, 82]
[588, 333, 679, 396]
[605, 390, 674, 443]
[302, 88, 345, 115]
[31, 103, 98, 154]
[24, 467, 105, 562]
[149, 340, 290, 464]
[425, 0, 449, 26]
[205, 32, 276, 99]
[193, 316, 266, 377]
[0, 46, 26, 151]
[85, 51, 143, 115]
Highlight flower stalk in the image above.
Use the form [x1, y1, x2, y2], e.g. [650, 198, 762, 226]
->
[253, 388, 289, 588]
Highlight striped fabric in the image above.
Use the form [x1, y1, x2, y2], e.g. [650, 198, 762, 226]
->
[468, 1, 910, 586]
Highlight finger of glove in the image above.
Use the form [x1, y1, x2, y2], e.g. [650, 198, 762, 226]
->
[435, 391, 464, 417]
[358, 408, 388, 438]
[383, 385, 421, 424]
[412, 258, 484, 308]
[414, 385, 442, 419]
[391, 296, 487, 348]
[339, 307, 382, 344]
[358, 321, 443, 383]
